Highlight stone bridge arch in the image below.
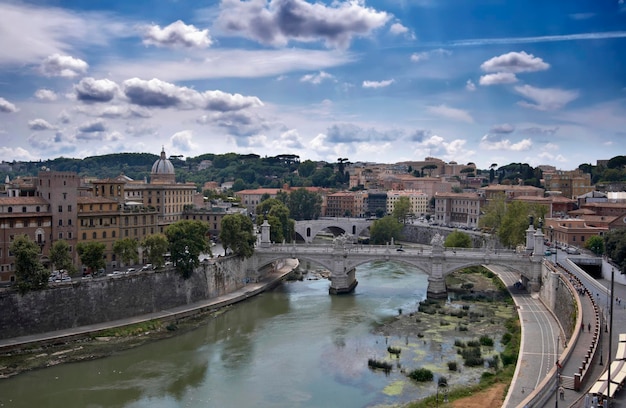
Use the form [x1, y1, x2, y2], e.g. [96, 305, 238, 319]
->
[294, 218, 372, 243]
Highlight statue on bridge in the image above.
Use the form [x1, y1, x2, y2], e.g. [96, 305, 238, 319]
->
[430, 232, 444, 249]
[333, 233, 354, 249]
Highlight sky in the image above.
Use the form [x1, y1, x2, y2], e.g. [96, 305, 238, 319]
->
[0, 0, 625, 170]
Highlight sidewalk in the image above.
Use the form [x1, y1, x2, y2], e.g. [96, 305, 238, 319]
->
[0, 259, 299, 351]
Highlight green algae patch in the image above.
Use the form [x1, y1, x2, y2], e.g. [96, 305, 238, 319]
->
[383, 379, 407, 396]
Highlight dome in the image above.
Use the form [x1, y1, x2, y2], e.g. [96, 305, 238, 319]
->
[150, 147, 176, 184]
[151, 148, 175, 175]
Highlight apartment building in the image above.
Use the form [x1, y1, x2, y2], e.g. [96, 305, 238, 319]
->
[326, 192, 356, 217]
[433, 192, 485, 228]
[0, 197, 52, 282]
[543, 169, 594, 199]
[386, 190, 429, 218]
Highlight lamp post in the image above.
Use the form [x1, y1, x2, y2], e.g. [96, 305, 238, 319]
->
[550, 225, 557, 265]
[607, 267, 615, 405]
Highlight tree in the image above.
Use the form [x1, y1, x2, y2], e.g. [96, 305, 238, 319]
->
[113, 238, 139, 267]
[49, 239, 76, 275]
[585, 235, 605, 256]
[142, 233, 169, 269]
[498, 201, 533, 248]
[10, 235, 48, 293]
[165, 220, 211, 279]
[257, 198, 294, 242]
[298, 159, 316, 178]
[444, 230, 472, 248]
[77, 241, 106, 275]
[370, 216, 403, 245]
[220, 213, 256, 258]
[479, 193, 507, 233]
[311, 167, 334, 187]
[605, 229, 626, 273]
[421, 164, 438, 177]
[392, 196, 411, 224]
[288, 188, 322, 220]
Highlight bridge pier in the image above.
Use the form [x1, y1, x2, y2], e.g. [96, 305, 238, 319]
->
[329, 268, 358, 294]
[427, 276, 447, 299]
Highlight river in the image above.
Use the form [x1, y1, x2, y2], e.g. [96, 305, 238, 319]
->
[0, 261, 465, 408]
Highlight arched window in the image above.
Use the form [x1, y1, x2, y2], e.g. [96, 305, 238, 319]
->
[7, 207, 12, 213]
[306, 227, 311, 237]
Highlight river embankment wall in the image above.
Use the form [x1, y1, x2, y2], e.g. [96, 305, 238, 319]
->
[0, 256, 254, 340]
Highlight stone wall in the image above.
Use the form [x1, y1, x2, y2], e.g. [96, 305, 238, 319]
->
[0, 256, 252, 340]
[401, 225, 489, 248]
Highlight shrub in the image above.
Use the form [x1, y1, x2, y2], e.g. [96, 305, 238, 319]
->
[479, 335, 494, 347]
[368, 358, 392, 374]
[501, 332, 512, 345]
[388, 346, 402, 356]
[438, 376, 448, 387]
[487, 355, 500, 370]
[447, 361, 458, 371]
[408, 368, 434, 382]
[454, 339, 466, 348]
[467, 340, 480, 348]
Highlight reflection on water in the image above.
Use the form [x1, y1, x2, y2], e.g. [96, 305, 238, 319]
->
[0, 261, 437, 408]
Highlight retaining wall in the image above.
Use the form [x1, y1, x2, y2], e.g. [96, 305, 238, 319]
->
[0, 256, 251, 340]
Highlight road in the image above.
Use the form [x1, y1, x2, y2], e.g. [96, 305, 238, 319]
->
[486, 265, 562, 408]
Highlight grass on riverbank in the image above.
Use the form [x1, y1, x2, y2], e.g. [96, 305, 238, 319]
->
[403, 267, 522, 408]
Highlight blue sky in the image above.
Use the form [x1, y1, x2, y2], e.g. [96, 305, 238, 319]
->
[0, 0, 624, 170]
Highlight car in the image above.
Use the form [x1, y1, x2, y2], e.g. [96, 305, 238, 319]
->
[125, 268, 136, 274]
[566, 247, 580, 255]
[545, 250, 552, 256]
[141, 264, 153, 271]
[550, 247, 557, 254]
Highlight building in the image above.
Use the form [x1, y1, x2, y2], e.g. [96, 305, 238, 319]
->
[77, 196, 121, 270]
[433, 192, 485, 228]
[365, 191, 387, 217]
[480, 184, 544, 200]
[543, 169, 594, 199]
[325, 192, 356, 217]
[386, 190, 429, 218]
[36, 171, 80, 264]
[0, 196, 52, 282]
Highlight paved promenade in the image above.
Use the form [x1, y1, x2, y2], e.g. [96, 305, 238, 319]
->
[0, 259, 298, 351]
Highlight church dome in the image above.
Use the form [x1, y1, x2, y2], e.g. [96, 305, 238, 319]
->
[151, 148, 175, 175]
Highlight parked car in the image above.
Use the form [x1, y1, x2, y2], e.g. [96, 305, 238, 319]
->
[566, 247, 580, 255]
[141, 264, 153, 271]
[125, 268, 136, 274]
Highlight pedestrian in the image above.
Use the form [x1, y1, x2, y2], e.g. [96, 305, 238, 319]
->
[559, 386, 565, 400]
[588, 323, 591, 332]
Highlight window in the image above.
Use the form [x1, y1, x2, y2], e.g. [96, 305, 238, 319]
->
[68, 205, 72, 212]
[58, 219, 63, 226]
[38, 219, 42, 227]
[58, 205, 63, 212]
[58, 232, 63, 239]
[68, 232, 72, 239]
[7, 207, 12, 213]
[22, 206, 26, 213]
[112, 231, 116, 238]
[103, 231, 107, 238]
[36, 206, 40, 212]
[9, 220, 13, 228]
[63, 192, 67, 199]
[93, 232, 97, 239]
[82, 233, 87, 240]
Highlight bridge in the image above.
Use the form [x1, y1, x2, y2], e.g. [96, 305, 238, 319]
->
[251, 220, 547, 297]
[294, 218, 372, 243]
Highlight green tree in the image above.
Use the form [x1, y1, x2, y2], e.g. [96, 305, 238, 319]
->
[257, 198, 294, 242]
[370, 216, 403, 245]
[392, 196, 411, 224]
[165, 220, 211, 279]
[585, 235, 605, 256]
[311, 167, 334, 187]
[479, 193, 507, 233]
[113, 238, 140, 267]
[498, 201, 532, 248]
[10, 235, 48, 293]
[49, 239, 76, 275]
[605, 229, 626, 273]
[141, 233, 169, 269]
[288, 188, 322, 220]
[298, 159, 316, 178]
[77, 241, 106, 274]
[444, 230, 472, 248]
[220, 213, 256, 258]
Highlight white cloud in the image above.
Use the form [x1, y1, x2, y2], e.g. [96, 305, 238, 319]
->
[362, 79, 395, 88]
[481, 51, 549, 73]
[170, 130, 198, 152]
[78, 119, 107, 133]
[122, 77, 263, 111]
[479, 72, 518, 86]
[216, 0, 390, 49]
[34, 89, 58, 101]
[480, 134, 532, 151]
[465, 80, 476, 91]
[28, 119, 56, 131]
[40, 54, 88, 78]
[74, 78, 119, 102]
[514, 85, 579, 111]
[427, 104, 474, 123]
[0, 97, 18, 113]
[300, 71, 335, 85]
[142, 20, 212, 48]
[0, 146, 36, 161]
[410, 48, 451, 62]
[389, 23, 409, 35]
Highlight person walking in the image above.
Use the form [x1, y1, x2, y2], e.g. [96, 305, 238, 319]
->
[559, 386, 565, 400]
